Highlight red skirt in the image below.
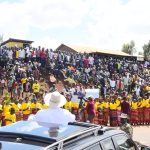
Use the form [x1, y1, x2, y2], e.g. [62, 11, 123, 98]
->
[143, 108, 149, 123]
[97, 110, 104, 125]
[138, 108, 143, 124]
[103, 109, 109, 126]
[110, 110, 118, 127]
[23, 114, 29, 121]
[130, 109, 138, 124]
[117, 110, 121, 125]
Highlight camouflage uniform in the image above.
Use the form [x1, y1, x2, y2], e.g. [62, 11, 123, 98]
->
[120, 123, 133, 138]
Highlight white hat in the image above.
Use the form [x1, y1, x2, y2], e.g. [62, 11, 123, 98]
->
[120, 113, 128, 119]
[44, 91, 66, 108]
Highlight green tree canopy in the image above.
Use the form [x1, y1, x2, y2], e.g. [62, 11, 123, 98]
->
[122, 40, 136, 55]
[143, 41, 150, 59]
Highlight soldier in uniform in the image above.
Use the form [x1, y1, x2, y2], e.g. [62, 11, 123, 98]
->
[120, 113, 133, 138]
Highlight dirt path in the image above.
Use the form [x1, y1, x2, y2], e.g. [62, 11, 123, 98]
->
[133, 125, 150, 146]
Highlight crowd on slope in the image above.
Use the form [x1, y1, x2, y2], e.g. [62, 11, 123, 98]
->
[0, 46, 150, 126]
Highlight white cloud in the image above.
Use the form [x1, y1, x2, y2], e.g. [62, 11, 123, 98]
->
[0, 0, 149, 52]
[32, 36, 60, 49]
[84, 0, 150, 51]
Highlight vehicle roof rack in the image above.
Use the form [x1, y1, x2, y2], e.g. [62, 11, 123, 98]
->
[44, 123, 103, 150]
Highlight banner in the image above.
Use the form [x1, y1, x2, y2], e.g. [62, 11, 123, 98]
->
[71, 95, 80, 103]
[85, 89, 99, 99]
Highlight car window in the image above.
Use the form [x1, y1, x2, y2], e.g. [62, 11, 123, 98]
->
[101, 138, 115, 150]
[84, 143, 101, 150]
[113, 134, 136, 150]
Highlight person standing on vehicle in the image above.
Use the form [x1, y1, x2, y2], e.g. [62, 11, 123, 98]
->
[120, 113, 133, 138]
[34, 91, 75, 127]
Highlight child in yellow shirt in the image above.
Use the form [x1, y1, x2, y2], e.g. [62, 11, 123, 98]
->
[4, 108, 16, 126]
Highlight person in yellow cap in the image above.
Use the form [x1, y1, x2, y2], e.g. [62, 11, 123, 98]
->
[4, 108, 16, 126]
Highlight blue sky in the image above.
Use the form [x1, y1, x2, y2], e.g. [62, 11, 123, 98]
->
[0, 0, 149, 53]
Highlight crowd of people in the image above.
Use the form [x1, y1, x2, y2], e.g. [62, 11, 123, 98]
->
[0, 45, 150, 127]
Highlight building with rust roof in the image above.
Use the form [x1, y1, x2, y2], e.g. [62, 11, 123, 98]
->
[56, 44, 133, 58]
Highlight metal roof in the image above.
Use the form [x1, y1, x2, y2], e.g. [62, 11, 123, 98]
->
[0, 38, 34, 46]
[57, 44, 132, 57]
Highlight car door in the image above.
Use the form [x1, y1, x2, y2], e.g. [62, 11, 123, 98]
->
[100, 138, 116, 150]
[83, 142, 102, 150]
[112, 134, 138, 150]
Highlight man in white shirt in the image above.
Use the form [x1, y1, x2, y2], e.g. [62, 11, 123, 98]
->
[7, 49, 13, 60]
[89, 56, 94, 66]
[34, 91, 75, 128]
[19, 48, 25, 60]
[109, 78, 116, 88]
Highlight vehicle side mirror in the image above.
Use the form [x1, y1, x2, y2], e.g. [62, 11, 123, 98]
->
[126, 139, 135, 147]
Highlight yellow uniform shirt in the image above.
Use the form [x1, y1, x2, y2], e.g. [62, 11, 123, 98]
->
[21, 78, 27, 84]
[109, 103, 117, 110]
[3, 104, 11, 117]
[97, 103, 103, 110]
[102, 102, 109, 109]
[72, 102, 79, 108]
[131, 102, 138, 109]
[39, 104, 49, 109]
[30, 103, 41, 109]
[95, 102, 99, 111]
[116, 99, 121, 110]
[146, 86, 150, 91]
[84, 102, 88, 107]
[137, 102, 142, 108]
[64, 101, 73, 110]
[32, 83, 40, 93]
[5, 112, 16, 125]
[11, 103, 20, 113]
[20, 103, 30, 115]
[142, 99, 149, 108]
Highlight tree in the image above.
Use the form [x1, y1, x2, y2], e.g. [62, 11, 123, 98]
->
[138, 51, 143, 55]
[143, 41, 150, 59]
[122, 40, 136, 55]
